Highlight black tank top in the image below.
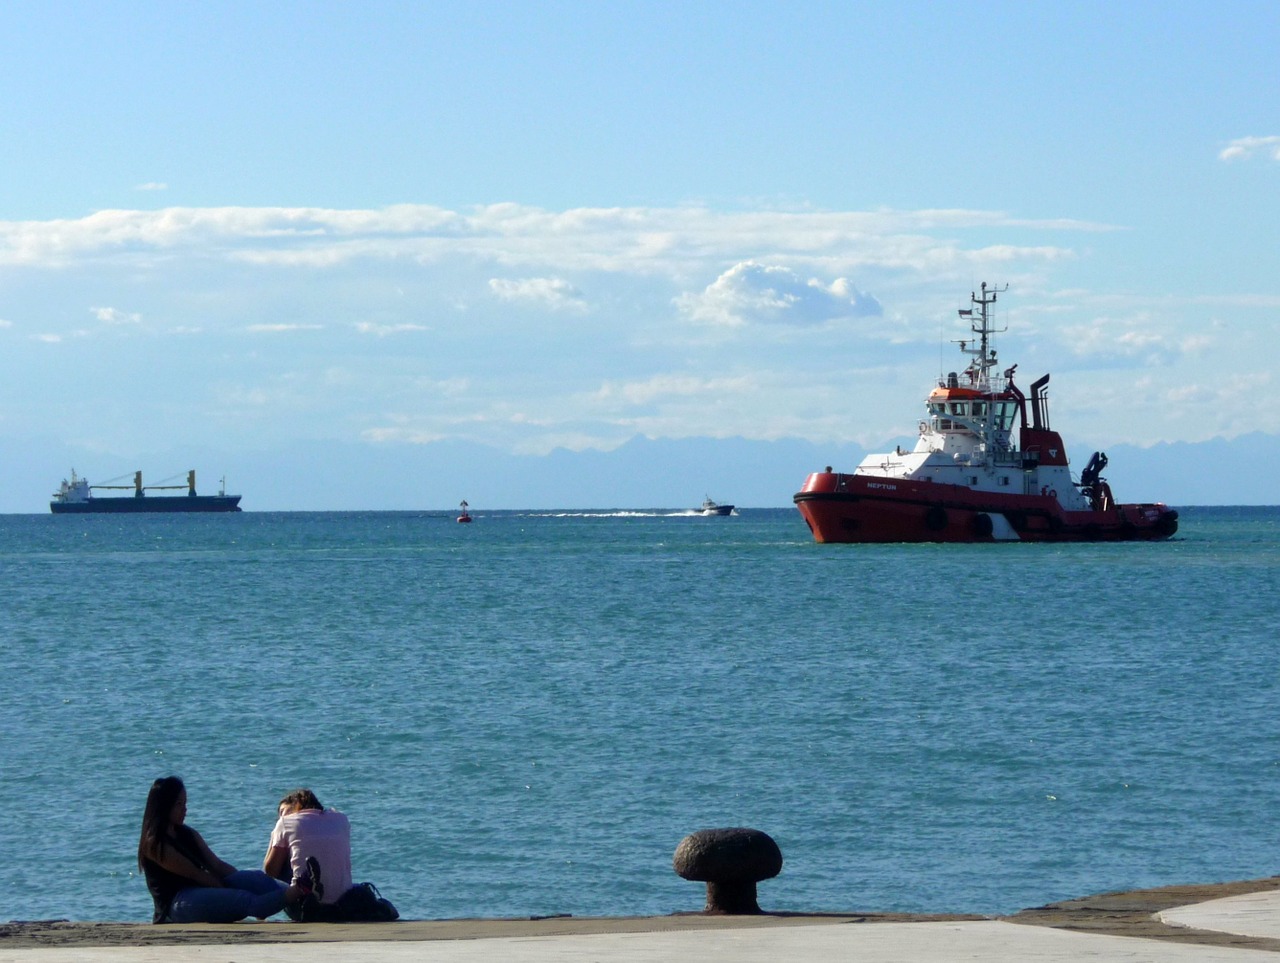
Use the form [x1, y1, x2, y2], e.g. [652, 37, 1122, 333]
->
[141, 824, 210, 923]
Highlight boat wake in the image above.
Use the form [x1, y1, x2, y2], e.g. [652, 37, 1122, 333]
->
[524, 511, 719, 518]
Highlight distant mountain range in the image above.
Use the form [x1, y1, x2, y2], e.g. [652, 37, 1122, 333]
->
[6, 431, 1276, 513]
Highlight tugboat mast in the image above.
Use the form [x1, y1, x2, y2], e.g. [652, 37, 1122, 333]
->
[954, 281, 1007, 391]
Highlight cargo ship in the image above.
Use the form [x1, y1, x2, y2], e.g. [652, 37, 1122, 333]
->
[794, 283, 1178, 543]
[50, 470, 242, 514]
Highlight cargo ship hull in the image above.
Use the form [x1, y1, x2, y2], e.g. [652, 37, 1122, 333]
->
[50, 495, 241, 514]
[50, 470, 242, 514]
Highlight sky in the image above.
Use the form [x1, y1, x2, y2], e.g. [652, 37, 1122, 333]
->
[1, 1, 1277, 508]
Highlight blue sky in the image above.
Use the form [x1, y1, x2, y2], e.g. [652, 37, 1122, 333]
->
[1, 1, 1277, 507]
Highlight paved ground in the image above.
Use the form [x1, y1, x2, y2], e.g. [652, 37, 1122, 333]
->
[1163, 890, 1280, 942]
[4, 878, 1280, 962]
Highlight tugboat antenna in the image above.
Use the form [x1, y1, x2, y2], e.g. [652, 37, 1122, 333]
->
[952, 282, 1008, 390]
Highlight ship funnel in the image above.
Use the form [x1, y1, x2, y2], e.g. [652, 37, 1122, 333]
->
[1029, 374, 1050, 429]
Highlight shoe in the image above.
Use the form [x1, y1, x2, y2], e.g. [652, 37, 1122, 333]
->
[305, 856, 325, 902]
[298, 892, 321, 923]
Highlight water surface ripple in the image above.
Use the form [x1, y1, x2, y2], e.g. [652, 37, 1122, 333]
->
[0, 507, 1275, 921]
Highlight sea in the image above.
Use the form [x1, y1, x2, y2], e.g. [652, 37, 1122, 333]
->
[0, 505, 1276, 924]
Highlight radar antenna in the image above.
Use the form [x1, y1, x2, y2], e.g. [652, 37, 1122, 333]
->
[954, 282, 1008, 390]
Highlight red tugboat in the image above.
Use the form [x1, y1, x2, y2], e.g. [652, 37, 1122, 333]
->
[794, 283, 1179, 543]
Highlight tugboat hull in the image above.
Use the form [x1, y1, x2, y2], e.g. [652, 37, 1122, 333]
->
[795, 473, 1177, 543]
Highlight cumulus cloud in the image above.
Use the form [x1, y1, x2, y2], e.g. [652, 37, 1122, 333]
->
[1219, 136, 1280, 161]
[675, 261, 882, 327]
[489, 276, 586, 312]
[0, 193, 1264, 458]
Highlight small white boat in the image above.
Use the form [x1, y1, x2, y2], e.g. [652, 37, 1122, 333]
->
[697, 497, 734, 516]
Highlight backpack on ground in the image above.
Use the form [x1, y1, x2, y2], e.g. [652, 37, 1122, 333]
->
[293, 882, 399, 923]
[332, 882, 399, 922]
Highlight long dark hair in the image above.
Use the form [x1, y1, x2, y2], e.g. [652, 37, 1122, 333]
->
[137, 775, 185, 871]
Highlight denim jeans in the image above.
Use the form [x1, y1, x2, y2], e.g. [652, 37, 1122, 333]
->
[167, 870, 288, 923]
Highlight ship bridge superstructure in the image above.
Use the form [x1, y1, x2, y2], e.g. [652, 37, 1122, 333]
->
[851, 283, 1090, 510]
[918, 281, 1017, 460]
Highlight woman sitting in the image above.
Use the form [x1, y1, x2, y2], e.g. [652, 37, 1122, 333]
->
[138, 776, 311, 924]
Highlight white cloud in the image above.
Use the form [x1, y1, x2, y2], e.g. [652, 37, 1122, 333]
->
[676, 261, 882, 327]
[355, 321, 429, 336]
[415, 376, 471, 396]
[489, 277, 587, 312]
[1219, 136, 1280, 162]
[1059, 314, 1199, 366]
[92, 306, 142, 325]
[361, 426, 448, 444]
[2, 199, 1242, 456]
[1164, 383, 1215, 404]
[0, 203, 1090, 276]
[593, 373, 754, 406]
[134, 182, 168, 192]
[1162, 372, 1270, 435]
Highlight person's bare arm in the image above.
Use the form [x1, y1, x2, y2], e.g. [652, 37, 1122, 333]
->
[142, 837, 224, 887]
[263, 844, 290, 881]
[188, 828, 237, 878]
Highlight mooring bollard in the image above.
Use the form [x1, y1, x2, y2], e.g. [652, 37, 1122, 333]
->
[672, 827, 783, 914]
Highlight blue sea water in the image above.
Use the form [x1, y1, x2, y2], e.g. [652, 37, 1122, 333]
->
[0, 506, 1277, 923]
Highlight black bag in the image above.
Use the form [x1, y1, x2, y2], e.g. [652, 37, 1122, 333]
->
[295, 882, 399, 923]
[334, 882, 399, 922]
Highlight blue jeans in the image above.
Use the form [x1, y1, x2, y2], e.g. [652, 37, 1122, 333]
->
[168, 870, 288, 923]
